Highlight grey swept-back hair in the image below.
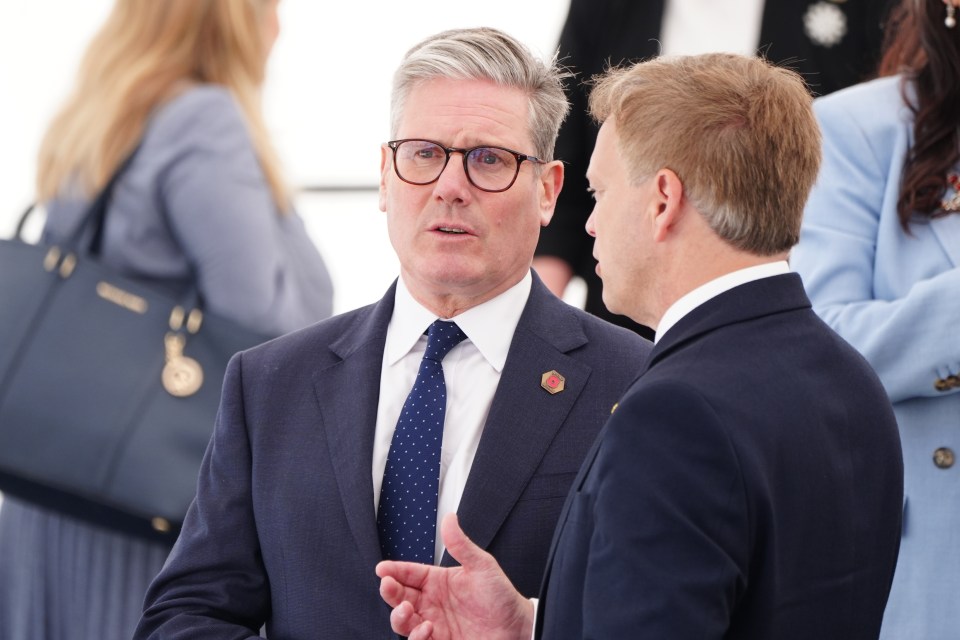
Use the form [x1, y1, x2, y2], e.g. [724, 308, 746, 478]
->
[389, 27, 570, 160]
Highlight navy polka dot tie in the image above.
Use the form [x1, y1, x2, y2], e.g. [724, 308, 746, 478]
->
[377, 320, 467, 564]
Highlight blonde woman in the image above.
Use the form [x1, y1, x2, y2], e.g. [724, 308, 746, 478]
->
[0, 1, 332, 637]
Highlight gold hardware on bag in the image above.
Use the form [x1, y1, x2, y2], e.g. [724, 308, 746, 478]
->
[96, 282, 148, 314]
[58, 253, 77, 278]
[169, 305, 202, 332]
[43, 247, 61, 272]
[162, 332, 203, 397]
[169, 306, 185, 331]
[186, 308, 203, 334]
[151, 517, 171, 533]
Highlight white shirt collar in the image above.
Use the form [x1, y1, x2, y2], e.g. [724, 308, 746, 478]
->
[385, 272, 532, 372]
[654, 261, 790, 344]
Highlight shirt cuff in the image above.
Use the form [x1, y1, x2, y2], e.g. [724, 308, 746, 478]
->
[529, 597, 539, 640]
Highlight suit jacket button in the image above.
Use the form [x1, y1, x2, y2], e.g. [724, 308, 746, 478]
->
[933, 447, 955, 469]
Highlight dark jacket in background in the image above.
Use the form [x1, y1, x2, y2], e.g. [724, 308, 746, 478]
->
[538, 0, 894, 338]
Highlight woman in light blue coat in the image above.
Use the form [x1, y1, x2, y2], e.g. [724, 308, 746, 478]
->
[791, 0, 960, 637]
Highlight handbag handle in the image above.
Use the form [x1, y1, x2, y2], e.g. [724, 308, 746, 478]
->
[12, 147, 142, 251]
[65, 146, 143, 256]
[39, 146, 208, 312]
[14, 204, 37, 240]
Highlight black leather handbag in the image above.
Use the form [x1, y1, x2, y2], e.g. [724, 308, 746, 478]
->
[0, 157, 272, 543]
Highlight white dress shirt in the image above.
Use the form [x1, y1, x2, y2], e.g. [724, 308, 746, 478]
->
[372, 272, 532, 563]
[655, 261, 791, 343]
[660, 0, 766, 57]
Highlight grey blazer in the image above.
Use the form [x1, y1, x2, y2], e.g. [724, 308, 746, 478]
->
[43, 85, 333, 335]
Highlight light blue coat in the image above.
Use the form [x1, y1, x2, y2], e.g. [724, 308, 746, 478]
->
[791, 75, 960, 640]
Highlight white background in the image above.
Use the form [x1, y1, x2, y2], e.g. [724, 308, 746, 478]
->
[1, 0, 573, 314]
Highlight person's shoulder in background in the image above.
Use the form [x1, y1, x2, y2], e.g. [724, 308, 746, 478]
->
[813, 74, 905, 116]
[811, 74, 912, 156]
[143, 84, 255, 166]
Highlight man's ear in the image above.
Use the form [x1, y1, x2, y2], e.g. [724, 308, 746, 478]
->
[537, 160, 564, 227]
[652, 168, 685, 242]
[379, 145, 390, 212]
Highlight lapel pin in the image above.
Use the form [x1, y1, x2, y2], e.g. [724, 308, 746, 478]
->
[541, 370, 565, 394]
[611, 402, 618, 414]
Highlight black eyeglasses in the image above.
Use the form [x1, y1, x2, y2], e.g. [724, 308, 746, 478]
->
[386, 139, 546, 193]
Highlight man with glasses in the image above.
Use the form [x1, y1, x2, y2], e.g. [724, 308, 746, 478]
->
[135, 27, 649, 639]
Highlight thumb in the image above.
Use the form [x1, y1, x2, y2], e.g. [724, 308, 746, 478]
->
[440, 513, 492, 571]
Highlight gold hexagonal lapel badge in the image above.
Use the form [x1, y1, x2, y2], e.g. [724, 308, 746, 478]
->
[541, 370, 565, 394]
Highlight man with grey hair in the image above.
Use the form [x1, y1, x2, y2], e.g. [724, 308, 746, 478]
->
[377, 52, 903, 640]
[134, 27, 648, 639]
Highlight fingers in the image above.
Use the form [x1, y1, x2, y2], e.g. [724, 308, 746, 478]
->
[379, 575, 412, 609]
[408, 621, 435, 640]
[440, 513, 494, 572]
[389, 600, 433, 638]
[376, 559, 431, 589]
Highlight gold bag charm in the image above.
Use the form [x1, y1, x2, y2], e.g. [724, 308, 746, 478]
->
[162, 332, 203, 397]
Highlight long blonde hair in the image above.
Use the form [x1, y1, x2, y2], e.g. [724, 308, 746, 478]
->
[37, 0, 289, 211]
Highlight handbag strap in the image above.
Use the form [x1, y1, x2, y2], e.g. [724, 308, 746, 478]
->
[12, 147, 143, 250]
[13, 203, 36, 240]
[29, 142, 209, 313]
[66, 144, 143, 255]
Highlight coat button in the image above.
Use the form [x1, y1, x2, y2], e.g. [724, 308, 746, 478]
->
[933, 447, 955, 469]
[935, 375, 959, 391]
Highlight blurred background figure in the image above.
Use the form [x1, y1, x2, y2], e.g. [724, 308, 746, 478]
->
[790, 0, 960, 637]
[534, 0, 895, 338]
[0, 0, 333, 638]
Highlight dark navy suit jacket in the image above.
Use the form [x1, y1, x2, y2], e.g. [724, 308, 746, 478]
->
[537, 274, 903, 639]
[135, 274, 650, 639]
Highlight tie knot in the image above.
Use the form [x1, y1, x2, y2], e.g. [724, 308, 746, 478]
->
[424, 320, 467, 362]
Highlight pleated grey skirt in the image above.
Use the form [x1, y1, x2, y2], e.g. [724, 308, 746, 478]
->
[0, 496, 170, 640]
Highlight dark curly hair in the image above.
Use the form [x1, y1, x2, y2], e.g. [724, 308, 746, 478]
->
[877, 0, 960, 229]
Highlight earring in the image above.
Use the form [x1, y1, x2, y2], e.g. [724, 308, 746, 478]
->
[947, 4, 957, 29]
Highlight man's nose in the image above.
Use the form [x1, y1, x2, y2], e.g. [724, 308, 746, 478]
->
[433, 152, 473, 199]
[585, 210, 597, 237]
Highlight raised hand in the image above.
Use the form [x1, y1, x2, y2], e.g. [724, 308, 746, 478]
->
[376, 513, 534, 640]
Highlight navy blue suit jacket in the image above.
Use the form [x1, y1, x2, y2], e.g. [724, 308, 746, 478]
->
[537, 274, 903, 639]
[135, 274, 649, 638]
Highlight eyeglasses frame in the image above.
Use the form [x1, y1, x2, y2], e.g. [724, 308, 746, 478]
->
[385, 139, 547, 193]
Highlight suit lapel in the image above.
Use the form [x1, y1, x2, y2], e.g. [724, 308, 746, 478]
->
[448, 277, 593, 559]
[535, 416, 609, 615]
[313, 286, 395, 569]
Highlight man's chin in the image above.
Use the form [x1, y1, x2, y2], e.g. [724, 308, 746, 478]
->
[602, 290, 643, 326]
[601, 294, 622, 317]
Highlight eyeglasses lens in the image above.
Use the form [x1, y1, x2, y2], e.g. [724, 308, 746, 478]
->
[394, 140, 519, 191]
